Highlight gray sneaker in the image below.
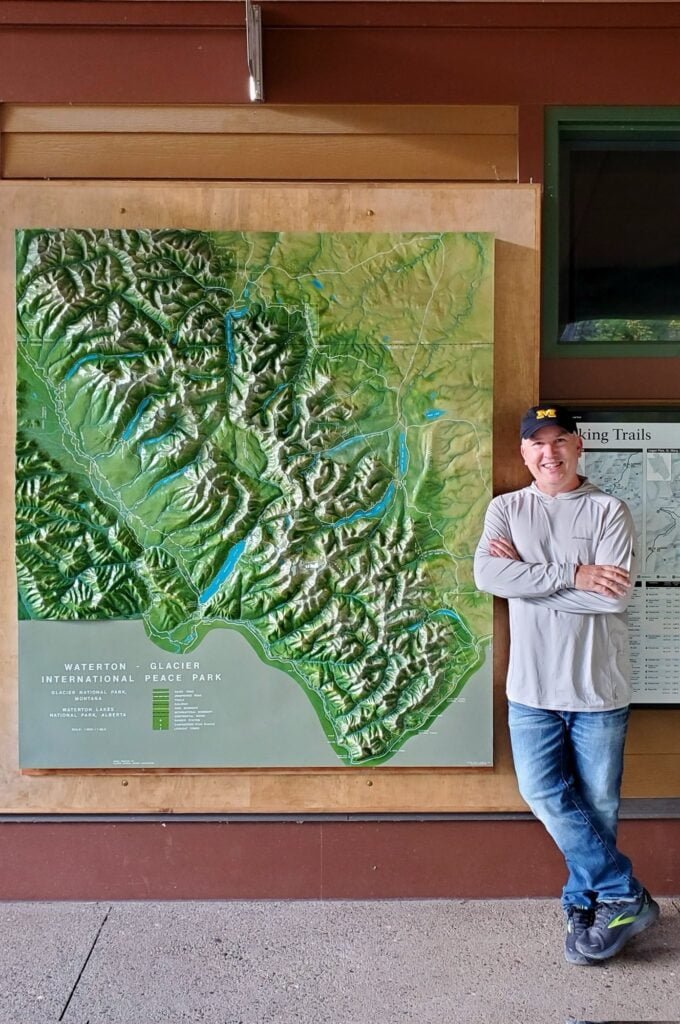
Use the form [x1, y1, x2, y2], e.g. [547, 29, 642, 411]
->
[564, 906, 596, 966]
[574, 888, 660, 961]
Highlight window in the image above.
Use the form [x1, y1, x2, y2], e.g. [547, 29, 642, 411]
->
[543, 108, 680, 357]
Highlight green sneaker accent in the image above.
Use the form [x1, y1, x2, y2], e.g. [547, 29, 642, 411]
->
[607, 912, 638, 928]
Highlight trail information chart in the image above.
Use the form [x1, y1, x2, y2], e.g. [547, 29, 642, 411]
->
[579, 419, 680, 704]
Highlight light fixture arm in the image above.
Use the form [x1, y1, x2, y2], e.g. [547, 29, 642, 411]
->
[245, 0, 264, 103]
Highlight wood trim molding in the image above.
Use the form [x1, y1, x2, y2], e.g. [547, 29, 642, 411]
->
[1, 105, 518, 135]
[0, 104, 519, 183]
[2, 132, 518, 181]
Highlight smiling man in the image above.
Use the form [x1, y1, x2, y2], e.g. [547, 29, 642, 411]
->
[474, 405, 659, 965]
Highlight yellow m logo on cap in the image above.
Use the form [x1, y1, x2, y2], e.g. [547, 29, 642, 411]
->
[536, 408, 557, 420]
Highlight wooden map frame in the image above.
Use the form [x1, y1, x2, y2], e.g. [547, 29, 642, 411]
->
[0, 181, 539, 813]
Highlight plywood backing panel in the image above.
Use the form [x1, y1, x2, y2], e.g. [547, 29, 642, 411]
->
[0, 180, 539, 813]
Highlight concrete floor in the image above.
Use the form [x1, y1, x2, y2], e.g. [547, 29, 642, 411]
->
[0, 899, 678, 1024]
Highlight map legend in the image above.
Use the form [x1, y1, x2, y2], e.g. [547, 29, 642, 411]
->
[152, 689, 170, 731]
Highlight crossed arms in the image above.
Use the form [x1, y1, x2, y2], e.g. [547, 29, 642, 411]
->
[473, 499, 636, 615]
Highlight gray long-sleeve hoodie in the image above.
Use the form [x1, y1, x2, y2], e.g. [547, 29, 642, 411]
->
[473, 479, 636, 711]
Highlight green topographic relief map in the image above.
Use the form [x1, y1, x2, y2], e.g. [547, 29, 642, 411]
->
[16, 228, 493, 765]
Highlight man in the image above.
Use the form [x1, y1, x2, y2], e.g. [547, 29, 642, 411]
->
[474, 404, 659, 965]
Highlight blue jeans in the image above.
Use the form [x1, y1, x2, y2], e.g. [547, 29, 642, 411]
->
[508, 701, 643, 910]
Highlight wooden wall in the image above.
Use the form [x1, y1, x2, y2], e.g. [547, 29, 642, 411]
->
[0, 95, 677, 810]
[0, 1, 677, 881]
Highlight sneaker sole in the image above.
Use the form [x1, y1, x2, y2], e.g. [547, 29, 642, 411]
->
[575, 903, 660, 961]
[565, 948, 600, 966]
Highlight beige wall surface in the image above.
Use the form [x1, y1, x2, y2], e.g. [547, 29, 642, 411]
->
[0, 104, 518, 181]
[1, 180, 540, 813]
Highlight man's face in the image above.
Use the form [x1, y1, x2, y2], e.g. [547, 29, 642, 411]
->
[520, 424, 583, 495]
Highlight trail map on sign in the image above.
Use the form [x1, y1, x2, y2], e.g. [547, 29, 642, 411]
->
[579, 418, 680, 704]
[16, 228, 494, 765]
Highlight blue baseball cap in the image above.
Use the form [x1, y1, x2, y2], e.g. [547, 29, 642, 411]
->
[520, 405, 578, 439]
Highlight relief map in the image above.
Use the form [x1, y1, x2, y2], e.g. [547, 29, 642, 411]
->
[16, 228, 493, 766]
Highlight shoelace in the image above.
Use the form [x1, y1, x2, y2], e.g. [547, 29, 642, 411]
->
[568, 907, 592, 930]
[591, 899, 633, 928]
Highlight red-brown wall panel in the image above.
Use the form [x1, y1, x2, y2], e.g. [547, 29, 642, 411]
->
[0, 28, 249, 104]
[541, 358, 680, 405]
[0, 820, 678, 900]
[3, 2, 680, 30]
[1, 14, 680, 105]
[264, 28, 680, 106]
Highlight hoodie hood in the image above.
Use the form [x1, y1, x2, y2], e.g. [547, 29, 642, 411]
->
[530, 477, 602, 501]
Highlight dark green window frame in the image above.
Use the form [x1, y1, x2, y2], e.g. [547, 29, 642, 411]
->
[543, 106, 680, 359]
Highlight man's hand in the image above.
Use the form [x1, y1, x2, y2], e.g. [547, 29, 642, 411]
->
[574, 564, 631, 598]
[488, 538, 521, 561]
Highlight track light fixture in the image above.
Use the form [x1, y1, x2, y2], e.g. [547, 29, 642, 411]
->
[245, 0, 264, 102]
